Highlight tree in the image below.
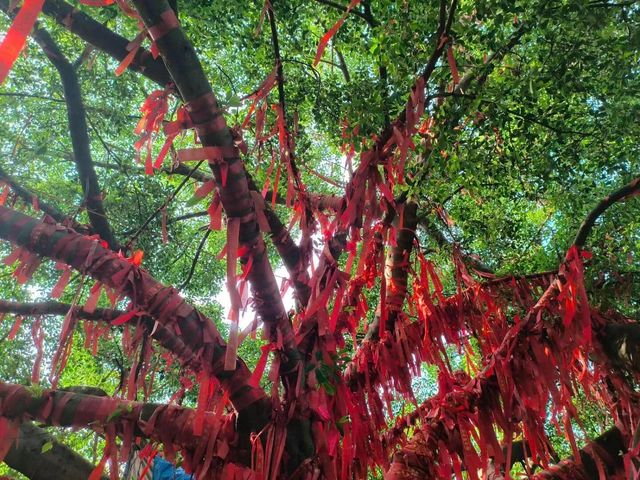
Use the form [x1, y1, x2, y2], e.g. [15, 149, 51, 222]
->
[0, 0, 639, 478]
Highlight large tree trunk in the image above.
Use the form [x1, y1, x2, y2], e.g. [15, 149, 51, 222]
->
[364, 201, 419, 341]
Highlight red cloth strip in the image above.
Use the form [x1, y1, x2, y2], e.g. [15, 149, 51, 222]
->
[147, 9, 180, 42]
[0, 0, 46, 84]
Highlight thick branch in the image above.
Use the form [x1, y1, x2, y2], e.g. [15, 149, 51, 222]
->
[15, 0, 170, 86]
[245, 173, 312, 306]
[0, 382, 242, 463]
[168, 163, 329, 307]
[0, 206, 269, 421]
[0, 164, 89, 233]
[382, 235, 638, 479]
[508, 425, 625, 479]
[364, 201, 419, 341]
[32, 26, 120, 251]
[131, 0, 302, 378]
[4, 422, 106, 480]
[0, 298, 227, 397]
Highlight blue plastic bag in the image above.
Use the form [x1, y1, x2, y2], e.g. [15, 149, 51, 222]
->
[152, 456, 194, 480]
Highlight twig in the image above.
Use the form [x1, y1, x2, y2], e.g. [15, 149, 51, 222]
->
[313, 0, 372, 24]
[179, 227, 211, 290]
[125, 160, 206, 248]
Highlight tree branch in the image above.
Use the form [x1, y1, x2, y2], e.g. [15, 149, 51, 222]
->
[358, 0, 390, 126]
[0, 206, 270, 423]
[334, 47, 351, 82]
[31, 26, 120, 251]
[268, 2, 304, 189]
[289, 0, 461, 351]
[0, 164, 88, 233]
[0, 299, 232, 400]
[364, 201, 419, 341]
[178, 227, 210, 290]
[0, 299, 123, 322]
[374, 0, 458, 148]
[313, 0, 373, 25]
[0, 381, 248, 468]
[131, 0, 303, 388]
[419, 217, 495, 275]
[573, 176, 640, 248]
[167, 163, 314, 306]
[19, 0, 170, 86]
[4, 422, 106, 480]
[531, 425, 626, 479]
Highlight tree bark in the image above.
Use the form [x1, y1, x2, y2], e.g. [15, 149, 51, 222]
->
[4, 422, 106, 480]
[131, 0, 302, 383]
[0, 382, 240, 461]
[31, 26, 120, 252]
[364, 201, 419, 341]
[0, 206, 269, 423]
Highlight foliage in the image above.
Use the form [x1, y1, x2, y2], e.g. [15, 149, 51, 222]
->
[0, 0, 638, 479]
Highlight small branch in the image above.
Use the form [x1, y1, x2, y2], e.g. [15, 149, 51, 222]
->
[179, 227, 211, 290]
[268, 2, 305, 195]
[438, 0, 447, 30]
[419, 217, 495, 275]
[455, 25, 526, 94]
[268, 5, 288, 122]
[586, 0, 637, 7]
[313, 0, 372, 25]
[125, 160, 206, 248]
[374, 0, 458, 150]
[0, 164, 87, 231]
[168, 210, 208, 224]
[573, 176, 640, 248]
[334, 46, 351, 82]
[0, 91, 65, 102]
[0, 299, 124, 322]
